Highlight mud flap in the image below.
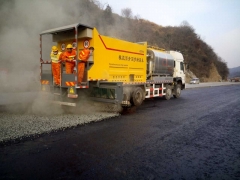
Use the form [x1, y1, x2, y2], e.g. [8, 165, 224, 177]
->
[90, 82, 123, 104]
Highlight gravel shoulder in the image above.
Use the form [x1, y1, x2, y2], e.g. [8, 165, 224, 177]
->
[0, 91, 120, 143]
[0, 112, 118, 143]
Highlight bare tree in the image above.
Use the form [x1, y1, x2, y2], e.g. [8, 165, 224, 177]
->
[90, 0, 107, 10]
[134, 14, 141, 21]
[103, 4, 114, 24]
[121, 8, 133, 19]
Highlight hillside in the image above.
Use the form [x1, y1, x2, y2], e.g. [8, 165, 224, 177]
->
[229, 66, 240, 78]
[91, 2, 229, 81]
[0, 0, 229, 82]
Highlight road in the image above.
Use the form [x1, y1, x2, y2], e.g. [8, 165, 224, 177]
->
[186, 81, 240, 89]
[0, 84, 240, 179]
[0, 82, 239, 105]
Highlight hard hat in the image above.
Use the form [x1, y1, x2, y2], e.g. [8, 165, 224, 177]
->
[66, 44, 73, 49]
[52, 46, 58, 51]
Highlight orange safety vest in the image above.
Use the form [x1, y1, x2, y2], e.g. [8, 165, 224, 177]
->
[79, 49, 90, 62]
[63, 50, 76, 61]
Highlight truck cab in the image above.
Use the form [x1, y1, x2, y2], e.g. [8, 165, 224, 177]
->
[169, 51, 186, 89]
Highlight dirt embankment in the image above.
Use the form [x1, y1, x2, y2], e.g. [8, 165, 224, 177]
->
[186, 63, 222, 83]
[202, 63, 222, 82]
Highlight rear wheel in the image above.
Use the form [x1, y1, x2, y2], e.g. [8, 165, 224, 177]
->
[164, 85, 172, 100]
[173, 84, 181, 98]
[131, 87, 144, 106]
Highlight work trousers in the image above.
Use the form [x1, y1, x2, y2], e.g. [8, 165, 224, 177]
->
[65, 62, 75, 74]
[78, 62, 85, 83]
[52, 63, 61, 85]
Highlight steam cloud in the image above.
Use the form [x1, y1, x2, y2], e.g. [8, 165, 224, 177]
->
[0, 1, 123, 142]
[0, 0, 130, 113]
[0, 0, 92, 114]
[0, 0, 102, 91]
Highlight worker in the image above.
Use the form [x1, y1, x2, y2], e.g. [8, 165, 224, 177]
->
[78, 47, 94, 84]
[50, 46, 63, 86]
[62, 44, 76, 74]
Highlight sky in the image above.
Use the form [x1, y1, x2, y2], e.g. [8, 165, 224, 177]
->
[104, 0, 240, 68]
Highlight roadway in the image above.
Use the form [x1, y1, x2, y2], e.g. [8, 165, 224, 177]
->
[0, 83, 240, 179]
[186, 81, 240, 89]
[0, 82, 239, 105]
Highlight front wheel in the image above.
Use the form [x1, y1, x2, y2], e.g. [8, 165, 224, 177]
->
[173, 84, 181, 98]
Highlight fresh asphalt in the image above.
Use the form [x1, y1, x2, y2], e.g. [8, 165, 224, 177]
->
[0, 83, 240, 179]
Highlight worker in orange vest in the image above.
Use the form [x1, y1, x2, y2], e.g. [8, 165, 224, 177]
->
[62, 44, 76, 74]
[50, 46, 63, 86]
[78, 47, 94, 84]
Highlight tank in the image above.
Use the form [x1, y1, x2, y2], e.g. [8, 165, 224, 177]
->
[147, 49, 174, 78]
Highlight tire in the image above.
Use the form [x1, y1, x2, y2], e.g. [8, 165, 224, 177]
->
[173, 84, 181, 98]
[164, 85, 172, 100]
[131, 87, 144, 106]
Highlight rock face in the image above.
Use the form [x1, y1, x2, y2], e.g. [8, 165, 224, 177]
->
[202, 63, 222, 82]
[185, 69, 197, 83]
[185, 63, 222, 83]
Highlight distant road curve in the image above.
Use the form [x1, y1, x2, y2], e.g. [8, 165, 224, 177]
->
[186, 81, 240, 89]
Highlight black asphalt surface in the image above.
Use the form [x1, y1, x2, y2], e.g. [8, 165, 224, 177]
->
[1, 84, 240, 180]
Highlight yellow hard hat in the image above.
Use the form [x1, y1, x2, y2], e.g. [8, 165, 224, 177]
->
[66, 44, 73, 49]
[52, 46, 58, 51]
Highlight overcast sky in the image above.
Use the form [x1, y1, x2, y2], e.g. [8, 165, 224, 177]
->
[104, 0, 240, 68]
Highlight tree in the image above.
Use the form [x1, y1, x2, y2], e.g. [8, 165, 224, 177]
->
[89, 0, 107, 10]
[103, 4, 114, 25]
[121, 8, 133, 19]
[215, 57, 229, 80]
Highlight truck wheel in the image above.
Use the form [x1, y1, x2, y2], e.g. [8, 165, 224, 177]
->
[164, 85, 172, 100]
[131, 87, 144, 106]
[173, 84, 181, 98]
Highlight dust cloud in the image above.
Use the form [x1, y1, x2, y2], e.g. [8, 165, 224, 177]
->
[0, 0, 129, 115]
[0, 0, 98, 89]
[0, 0, 96, 113]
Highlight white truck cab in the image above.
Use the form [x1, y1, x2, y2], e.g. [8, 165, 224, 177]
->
[169, 51, 186, 85]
